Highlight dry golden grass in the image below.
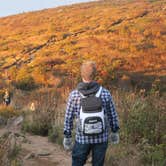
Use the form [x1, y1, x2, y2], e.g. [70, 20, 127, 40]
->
[0, 0, 165, 88]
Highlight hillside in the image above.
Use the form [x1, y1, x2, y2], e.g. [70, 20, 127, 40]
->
[0, 0, 166, 90]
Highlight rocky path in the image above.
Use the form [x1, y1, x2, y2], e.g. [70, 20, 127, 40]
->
[0, 128, 71, 166]
[21, 134, 71, 166]
[0, 114, 72, 166]
[0, 115, 92, 166]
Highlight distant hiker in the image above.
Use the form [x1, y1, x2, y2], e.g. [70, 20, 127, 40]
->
[3, 89, 11, 106]
[63, 61, 120, 166]
[30, 102, 36, 112]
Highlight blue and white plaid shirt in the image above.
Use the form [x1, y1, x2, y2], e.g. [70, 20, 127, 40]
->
[64, 87, 119, 144]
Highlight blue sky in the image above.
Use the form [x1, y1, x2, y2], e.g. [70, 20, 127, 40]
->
[0, 0, 95, 17]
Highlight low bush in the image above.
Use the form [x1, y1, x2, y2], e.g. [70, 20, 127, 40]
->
[48, 125, 63, 145]
[0, 105, 19, 119]
[121, 94, 165, 146]
[14, 76, 37, 91]
[111, 89, 166, 165]
[22, 111, 52, 136]
[138, 139, 166, 165]
[0, 132, 22, 166]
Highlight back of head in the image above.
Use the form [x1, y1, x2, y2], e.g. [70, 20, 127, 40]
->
[81, 61, 96, 82]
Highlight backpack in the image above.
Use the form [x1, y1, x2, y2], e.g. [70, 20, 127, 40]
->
[79, 86, 105, 136]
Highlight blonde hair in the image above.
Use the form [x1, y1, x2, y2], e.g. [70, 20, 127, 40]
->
[81, 61, 96, 81]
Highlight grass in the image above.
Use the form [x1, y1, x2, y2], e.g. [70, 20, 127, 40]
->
[0, 85, 165, 165]
[0, 131, 22, 166]
[22, 111, 52, 136]
[0, 0, 165, 89]
[48, 125, 64, 145]
[0, 105, 20, 120]
[112, 89, 166, 165]
[19, 86, 165, 166]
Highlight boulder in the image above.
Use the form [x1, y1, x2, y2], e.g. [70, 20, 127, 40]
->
[7, 115, 24, 129]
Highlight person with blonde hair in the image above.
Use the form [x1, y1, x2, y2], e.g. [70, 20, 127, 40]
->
[63, 61, 119, 166]
[3, 89, 11, 106]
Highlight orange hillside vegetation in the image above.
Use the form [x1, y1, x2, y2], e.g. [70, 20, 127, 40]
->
[0, 0, 165, 89]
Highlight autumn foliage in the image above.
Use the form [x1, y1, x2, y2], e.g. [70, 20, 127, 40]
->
[0, 0, 165, 89]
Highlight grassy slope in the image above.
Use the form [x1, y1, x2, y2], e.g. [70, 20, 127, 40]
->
[0, 0, 165, 88]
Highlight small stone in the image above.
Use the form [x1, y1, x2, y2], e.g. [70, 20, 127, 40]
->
[24, 153, 36, 160]
[37, 151, 51, 157]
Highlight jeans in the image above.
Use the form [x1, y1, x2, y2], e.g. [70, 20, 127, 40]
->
[72, 141, 108, 166]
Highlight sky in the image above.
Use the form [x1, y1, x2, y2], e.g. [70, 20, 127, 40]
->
[0, 0, 96, 18]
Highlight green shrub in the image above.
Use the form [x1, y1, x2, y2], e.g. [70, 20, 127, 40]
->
[115, 90, 166, 165]
[22, 112, 52, 136]
[138, 140, 166, 165]
[123, 96, 165, 145]
[48, 125, 63, 145]
[15, 76, 36, 91]
[0, 106, 19, 119]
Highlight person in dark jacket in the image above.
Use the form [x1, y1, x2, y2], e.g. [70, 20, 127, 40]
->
[3, 89, 11, 106]
[63, 61, 119, 166]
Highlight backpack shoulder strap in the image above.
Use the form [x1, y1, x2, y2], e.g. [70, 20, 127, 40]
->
[78, 91, 86, 98]
[95, 86, 102, 98]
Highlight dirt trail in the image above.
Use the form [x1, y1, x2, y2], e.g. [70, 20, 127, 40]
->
[0, 128, 71, 166]
[0, 113, 92, 166]
[21, 134, 71, 166]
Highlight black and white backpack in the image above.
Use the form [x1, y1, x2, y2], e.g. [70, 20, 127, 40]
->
[79, 86, 105, 135]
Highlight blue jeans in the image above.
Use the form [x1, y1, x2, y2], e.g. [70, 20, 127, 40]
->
[72, 141, 108, 166]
